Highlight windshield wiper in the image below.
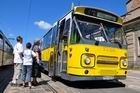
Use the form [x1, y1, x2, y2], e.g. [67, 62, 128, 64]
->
[99, 23, 109, 42]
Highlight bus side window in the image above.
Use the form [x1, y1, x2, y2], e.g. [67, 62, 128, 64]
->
[52, 25, 57, 46]
[70, 22, 80, 44]
[59, 19, 65, 40]
[43, 29, 53, 49]
[63, 19, 70, 44]
[4, 41, 12, 52]
[0, 34, 3, 48]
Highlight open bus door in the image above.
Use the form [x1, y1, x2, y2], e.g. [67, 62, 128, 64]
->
[48, 19, 66, 77]
[57, 19, 66, 73]
[56, 18, 70, 76]
[49, 15, 71, 78]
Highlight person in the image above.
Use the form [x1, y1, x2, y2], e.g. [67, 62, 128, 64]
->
[21, 42, 36, 88]
[32, 39, 41, 86]
[11, 36, 23, 86]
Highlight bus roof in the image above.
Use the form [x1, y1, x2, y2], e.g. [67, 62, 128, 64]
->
[0, 30, 13, 48]
[74, 6, 120, 18]
[73, 6, 123, 25]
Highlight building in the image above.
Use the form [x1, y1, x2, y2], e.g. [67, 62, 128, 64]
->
[123, 0, 140, 69]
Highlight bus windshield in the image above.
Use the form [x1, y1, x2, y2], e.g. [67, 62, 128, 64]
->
[75, 18, 126, 46]
[77, 20, 107, 42]
[104, 25, 126, 45]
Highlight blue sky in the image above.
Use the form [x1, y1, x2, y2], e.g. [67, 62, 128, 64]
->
[0, 0, 127, 46]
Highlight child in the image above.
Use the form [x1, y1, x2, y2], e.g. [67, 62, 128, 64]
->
[21, 42, 36, 88]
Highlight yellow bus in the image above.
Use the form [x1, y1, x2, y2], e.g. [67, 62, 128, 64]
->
[41, 6, 128, 81]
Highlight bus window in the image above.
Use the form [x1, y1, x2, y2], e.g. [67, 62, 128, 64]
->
[77, 20, 106, 42]
[52, 25, 58, 46]
[43, 29, 53, 49]
[70, 21, 80, 44]
[0, 34, 3, 48]
[59, 19, 65, 40]
[105, 25, 127, 46]
[4, 41, 9, 51]
[4, 41, 12, 52]
[63, 19, 70, 36]
[63, 19, 70, 44]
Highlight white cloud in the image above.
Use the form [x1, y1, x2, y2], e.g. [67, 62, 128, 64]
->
[34, 20, 52, 30]
[8, 33, 14, 37]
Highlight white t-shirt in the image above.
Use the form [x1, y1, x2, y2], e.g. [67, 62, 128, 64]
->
[95, 36, 105, 42]
[23, 49, 36, 65]
[13, 42, 23, 63]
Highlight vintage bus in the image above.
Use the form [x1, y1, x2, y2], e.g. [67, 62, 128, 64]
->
[0, 31, 13, 67]
[41, 6, 128, 81]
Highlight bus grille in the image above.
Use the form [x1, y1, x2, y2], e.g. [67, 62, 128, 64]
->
[100, 70, 116, 75]
[97, 56, 118, 68]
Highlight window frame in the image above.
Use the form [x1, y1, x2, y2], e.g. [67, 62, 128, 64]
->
[0, 34, 3, 49]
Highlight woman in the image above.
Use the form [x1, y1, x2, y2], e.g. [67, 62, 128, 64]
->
[32, 39, 41, 86]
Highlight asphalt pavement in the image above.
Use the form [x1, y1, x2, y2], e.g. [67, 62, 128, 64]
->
[1, 66, 140, 93]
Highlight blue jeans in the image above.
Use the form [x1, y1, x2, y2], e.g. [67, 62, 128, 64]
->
[21, 65, 32, 82]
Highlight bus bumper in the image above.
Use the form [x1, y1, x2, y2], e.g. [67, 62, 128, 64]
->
[61, 73, 126, 81]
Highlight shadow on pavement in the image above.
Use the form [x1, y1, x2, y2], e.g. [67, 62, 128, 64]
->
[0, 65, 14, 93]
[56, 78, 125, 89]
[38, 80, 50, 86]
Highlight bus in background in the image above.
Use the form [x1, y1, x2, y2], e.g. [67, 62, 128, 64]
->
[0, 31, 13, 67]
[41, 6, 128, 81]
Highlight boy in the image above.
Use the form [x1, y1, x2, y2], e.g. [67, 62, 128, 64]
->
[21, 42, 36, 88]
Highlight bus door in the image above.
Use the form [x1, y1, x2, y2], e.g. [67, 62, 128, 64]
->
[57, 18, 70, 73]
[49, 25, 58, 76]
[57, 19, 65, 73]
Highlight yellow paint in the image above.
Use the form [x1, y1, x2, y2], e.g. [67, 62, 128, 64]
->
[75, 7, 85, 14]
[68, 68, 127, 76]
[67, 44, 127, 77]
[41, 47, 54, 63]
[64, 46, 68, 51]
[117, 17, 123, 25]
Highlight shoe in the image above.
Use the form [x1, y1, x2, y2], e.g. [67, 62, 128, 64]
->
[28, 82, 33, 89]
[32, 82, 39, 86]
[29, 86, 31, 89]
[10, 82, 17, 87]
[22, 83, 26, 87]
[16, 84, 22, 87]
[29, 86, 34, 89]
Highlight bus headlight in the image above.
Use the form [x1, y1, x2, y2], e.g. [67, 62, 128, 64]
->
[81, 54, 95, 67]
[121, 59, 128, 66]
[84, 57, 91, 65]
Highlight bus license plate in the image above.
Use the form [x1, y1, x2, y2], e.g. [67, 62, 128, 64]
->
[103, 76, 114, 80]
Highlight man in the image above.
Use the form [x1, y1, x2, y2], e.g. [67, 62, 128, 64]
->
[11, 36, 23, 86]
